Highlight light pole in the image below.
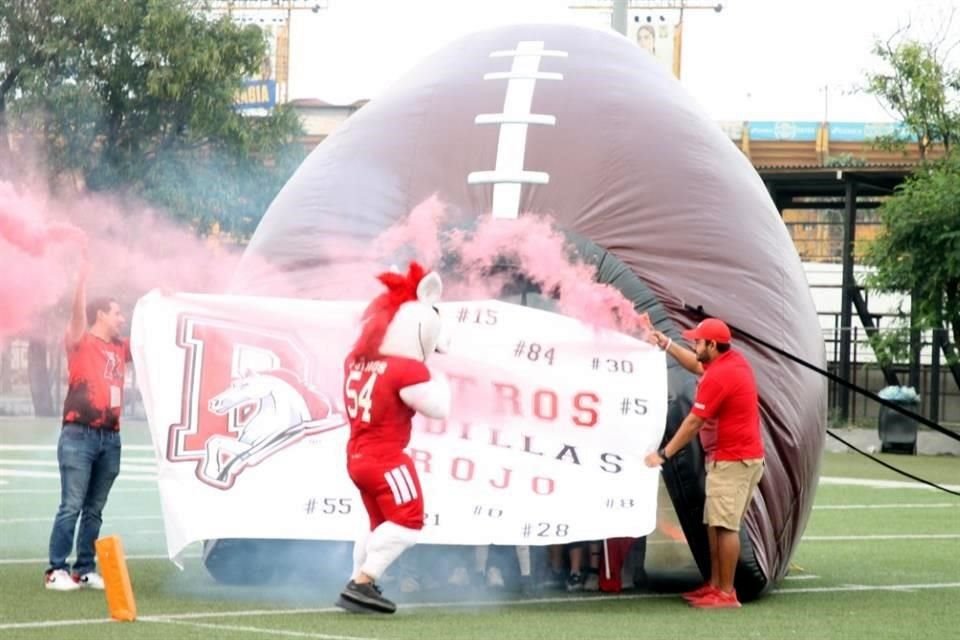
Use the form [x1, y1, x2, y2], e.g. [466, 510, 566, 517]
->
[612, 0, 628, 35]
[820, 83, 830, 123]
[571, 1, 722, 79]
[208, 1, 330, 104]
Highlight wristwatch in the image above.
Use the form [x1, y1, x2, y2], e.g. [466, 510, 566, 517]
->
[658, 446, 669, 461]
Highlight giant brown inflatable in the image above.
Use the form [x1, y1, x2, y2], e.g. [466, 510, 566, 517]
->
[233, 24, 826, 600]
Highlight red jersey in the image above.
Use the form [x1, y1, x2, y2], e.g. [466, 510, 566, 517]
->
[691, 350, 764, 461]
[343, 355, 431, 458]
[62, 333, 131, 431]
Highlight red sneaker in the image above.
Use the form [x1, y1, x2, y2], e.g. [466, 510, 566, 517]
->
[681, 584, 716, 601]
[689, 589, 741, 609]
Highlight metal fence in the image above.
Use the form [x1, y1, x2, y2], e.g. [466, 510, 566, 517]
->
[819, 319, 960, 426]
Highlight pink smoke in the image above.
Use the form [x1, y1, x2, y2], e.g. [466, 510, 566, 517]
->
[0, 181, 251, 341]
[0, 214, 85, 257]
[0, 183, 86, 338]
[0, 180, 650, 344]
[234, 194, 652, 340]
[70, 200, 242, 297]
[371, 196, 652, 336]
[373, 194, 446, 269]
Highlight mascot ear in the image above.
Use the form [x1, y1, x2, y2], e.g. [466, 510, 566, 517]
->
[417, 271, 443, 305]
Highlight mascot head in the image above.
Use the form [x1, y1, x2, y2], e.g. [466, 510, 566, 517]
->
[350, 262, 444, 362]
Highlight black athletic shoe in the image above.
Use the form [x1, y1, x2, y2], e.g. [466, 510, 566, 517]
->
[565, 572, 585, 592]
[338, 580, 397, 614]
[518, 574, 539, 597]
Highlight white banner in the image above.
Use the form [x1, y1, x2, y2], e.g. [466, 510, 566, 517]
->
[131, 292, 667, 563]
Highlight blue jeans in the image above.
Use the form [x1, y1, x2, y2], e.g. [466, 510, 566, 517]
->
[47, 423, 121, 575]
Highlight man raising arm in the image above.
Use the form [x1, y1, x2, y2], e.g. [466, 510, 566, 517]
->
[644, 319, 764, 609]
[45, 257, 130, 591]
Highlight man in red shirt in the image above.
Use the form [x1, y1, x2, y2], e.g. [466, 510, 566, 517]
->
[336, 263, 450, 614]
[44, 260, 130, 591]
[645, 318, 764, 609]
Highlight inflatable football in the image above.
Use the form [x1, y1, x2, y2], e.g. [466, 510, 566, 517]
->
[233, 23, 826, 600]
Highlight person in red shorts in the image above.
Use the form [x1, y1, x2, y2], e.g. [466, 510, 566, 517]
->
[336, 262, 451, 614]
[45, 258, 131, 591]
[645, 318, 764, 609]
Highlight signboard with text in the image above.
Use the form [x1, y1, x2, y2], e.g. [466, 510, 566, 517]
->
[131, 292, 667, 563]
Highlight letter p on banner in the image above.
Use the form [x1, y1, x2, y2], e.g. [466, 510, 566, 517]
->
[95, 535, 137, 621]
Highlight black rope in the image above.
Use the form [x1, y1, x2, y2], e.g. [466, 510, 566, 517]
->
[682, 304, 960, 497]
[826, 429, 960, 497]
[683, 303, 960, 442]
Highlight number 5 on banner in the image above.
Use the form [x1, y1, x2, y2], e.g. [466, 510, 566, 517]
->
[345, 371, 378, 422]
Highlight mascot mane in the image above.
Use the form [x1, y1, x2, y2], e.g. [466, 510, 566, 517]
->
[350, 262, 428, 361]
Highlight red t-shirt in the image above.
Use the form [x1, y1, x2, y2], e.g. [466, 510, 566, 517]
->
[691, 350, 763, 461]
[62, 333, 131, 431]
[343, 355, 431, 458]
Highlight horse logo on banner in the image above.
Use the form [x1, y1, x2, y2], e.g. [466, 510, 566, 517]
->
[168, 316, 346, 490]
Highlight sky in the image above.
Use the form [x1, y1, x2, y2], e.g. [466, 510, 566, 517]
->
[237, 0, 960, 122]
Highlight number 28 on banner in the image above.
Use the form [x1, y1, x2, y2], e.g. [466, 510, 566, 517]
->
[522, 522, 570, 538]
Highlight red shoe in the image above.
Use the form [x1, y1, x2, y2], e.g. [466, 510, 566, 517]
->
[681, 584, 716, 601]
[689, 589, 741, 609]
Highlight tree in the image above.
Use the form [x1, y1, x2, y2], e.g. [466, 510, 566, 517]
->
[0, 0, 73, 172]
[864, 152, 960, 348]
[1, 0, 307, 414]
[863, 23, 960, 374]
[2, 0, 305, 235]
[865, 20, 960, 159]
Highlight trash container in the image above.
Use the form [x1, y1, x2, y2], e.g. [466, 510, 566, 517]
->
[877, 386, 921, 455]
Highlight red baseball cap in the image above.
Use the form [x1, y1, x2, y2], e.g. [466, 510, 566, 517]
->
[681, 318, 732, 344]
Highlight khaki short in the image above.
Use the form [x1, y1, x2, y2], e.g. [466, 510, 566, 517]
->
[703, 458, 764, 531]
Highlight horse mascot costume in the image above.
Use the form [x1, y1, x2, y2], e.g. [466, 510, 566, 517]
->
[336, 262, 451, 614]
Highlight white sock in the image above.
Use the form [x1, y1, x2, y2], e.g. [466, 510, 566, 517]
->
[360, 521, 419, 581]
[351, 532, 370, 581]
[475, 545, 489, 574]
[515, 545, 531, 577]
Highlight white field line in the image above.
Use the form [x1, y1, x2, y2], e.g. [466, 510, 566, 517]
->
[0, 458, 156, 472]
[16, 492, 960, 502]
[0, 487, 156, 494]
[0, 468, 71, 480]
[0, 514, 161, 524]
[819, 476, 960, 491]
[813, 503, 958, 510]
[648, 532, 960, 545]
[783, 574, 820, 581]
[7, 531, 948, 563]
[3, 583, 960, 631]
[0, 469, 156, 481]
[0, 552, 197, 565]
[0, 445, 155, 452]
[802, 534, 960, 541]
[776, 582, 960, 594]
[144, 618, 376, 640]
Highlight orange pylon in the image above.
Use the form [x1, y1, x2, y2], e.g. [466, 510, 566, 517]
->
[95, 535, 137, 621]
